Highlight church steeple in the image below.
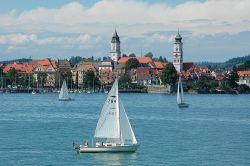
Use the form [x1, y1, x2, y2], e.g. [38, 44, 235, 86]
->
[173, 29, 183, 72]
[110, 29, 121, 62]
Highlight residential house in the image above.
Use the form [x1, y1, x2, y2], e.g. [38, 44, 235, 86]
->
[29, 59, 58, 88]
[130, 67, 152, 86]
[76, 61, 98, 87]
[238, 71, 250, 87]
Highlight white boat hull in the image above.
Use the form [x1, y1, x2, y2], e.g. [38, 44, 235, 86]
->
[78, 145, 139, 153]
[59, 98, 74, 101]
[178, 103, 189, 108]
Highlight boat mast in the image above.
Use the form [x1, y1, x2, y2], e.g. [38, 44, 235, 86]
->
[116, 78, 122, 144]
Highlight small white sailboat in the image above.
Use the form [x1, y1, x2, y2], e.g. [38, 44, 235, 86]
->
[59, 80, 73, 101]
[177, 76, 189, 108]
[76, 79, 138, 153]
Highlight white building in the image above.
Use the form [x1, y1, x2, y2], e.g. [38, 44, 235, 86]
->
[173, 30, 183, 72]
[110, 30, 121, 62]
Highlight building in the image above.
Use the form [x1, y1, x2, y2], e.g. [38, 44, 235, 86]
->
[118, 57, 153, 64]
[110, 30, 121, 62]
[98, 61, 113, 72]
[173, 30, 183, 72]
[3, 62, 33, 74]
[99, 69, 113, 84]
[30, 59, 58, 88]
[238, 71, 250, 87]
[57, 59, 71, 75]
[76, 62, 97, 87]
[130, 67, 152, 86]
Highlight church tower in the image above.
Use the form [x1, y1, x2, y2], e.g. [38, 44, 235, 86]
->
[110, 30, 121, 62]
[173, 30, 183, 72]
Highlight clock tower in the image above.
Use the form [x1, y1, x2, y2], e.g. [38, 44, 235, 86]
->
[173, 30, 183, 72]
[110, 30, 121, 62]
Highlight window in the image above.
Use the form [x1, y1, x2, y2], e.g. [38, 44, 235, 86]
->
[176, 47, 178, 51]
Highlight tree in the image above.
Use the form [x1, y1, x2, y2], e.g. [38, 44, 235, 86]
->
[69, 56, 82, 66]
[128, 53, 136, 57]
[158, 56, 163, 62]
[122, 54, 127, 57]
[75, 71, 79, 89]
[228, 66, 239, 89]
[160, 63, 178, 85]
[7, 68, 18, 86]
[119, 74, 132, 88]
[239, 84, 250, 93]
[62, 71, 73, 89]
[145, 52, 153, 58]
[83, 70, 100, 89]
[163, 57, 167, 62]
[125, 58, 140, 71]
[37, 72, 47, 88]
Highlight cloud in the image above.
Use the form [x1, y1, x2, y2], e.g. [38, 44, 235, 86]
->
[0, 0, 249, 36]
[0, 0, 249, 61]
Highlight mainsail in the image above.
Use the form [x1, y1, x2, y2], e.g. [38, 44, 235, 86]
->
[59, 80, 70, 100]
[94, 79, 120, 139]
[177, 76, 184, 104]
[94, 79, 137, 145]
[177, 77, 182, 104]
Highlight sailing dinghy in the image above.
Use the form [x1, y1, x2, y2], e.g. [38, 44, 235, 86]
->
[59, 80, 73, 101]
[177, 76, 189, 108]
[76, 78, 138, 153]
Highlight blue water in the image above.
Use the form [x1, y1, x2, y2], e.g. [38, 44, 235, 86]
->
[0, 93, 250, 165]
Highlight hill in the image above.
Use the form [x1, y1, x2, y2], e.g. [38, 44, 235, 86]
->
[196, 54, 250, 69]
[0, 58, 32, 64]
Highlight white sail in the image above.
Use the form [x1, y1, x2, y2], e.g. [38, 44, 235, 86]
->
[180, 78, 185, 103]
[120, 100, 137, 145]
[59, 80, 70, 100]
[94, 79, 120, 139]
[177, 77, 182, 104]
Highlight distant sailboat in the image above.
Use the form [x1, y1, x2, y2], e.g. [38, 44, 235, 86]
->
[59, 80, 73, 101]
[76, 78, 138, 153]
[177, 76, 189, 108]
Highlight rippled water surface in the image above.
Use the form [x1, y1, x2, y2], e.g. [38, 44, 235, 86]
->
[0, 93, 250, 165]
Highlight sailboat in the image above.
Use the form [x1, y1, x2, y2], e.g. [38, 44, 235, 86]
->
[76, 79, 138, 153]
[177, 76, 189, 108]
[59, 80, 73, 101]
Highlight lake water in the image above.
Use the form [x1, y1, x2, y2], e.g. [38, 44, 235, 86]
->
[0, 93, 250, 165]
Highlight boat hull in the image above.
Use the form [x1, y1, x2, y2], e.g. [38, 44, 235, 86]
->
[78, 145, 139, 153]
[178, 103, 189, 108]
[59, 98, 74, 101]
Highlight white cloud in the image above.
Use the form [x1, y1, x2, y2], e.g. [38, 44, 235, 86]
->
[0, 0, 249, 36]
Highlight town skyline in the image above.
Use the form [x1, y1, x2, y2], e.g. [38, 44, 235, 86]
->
[0, 0, 249, 62]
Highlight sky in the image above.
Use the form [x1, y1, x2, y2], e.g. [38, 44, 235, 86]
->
[0, 0, 249, 62]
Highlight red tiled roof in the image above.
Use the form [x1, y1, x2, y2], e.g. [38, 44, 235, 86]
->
[3, 63, 33, 74]
[29, 59, 57, 69]
[238, 71, 250, 77]
[154, 62, 164, 69]
[99, 68, 111, 73]
[118, 57, 153, 64]
[183, 62, 195, 71]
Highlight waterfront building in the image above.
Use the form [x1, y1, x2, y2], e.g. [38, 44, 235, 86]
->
[30, 59, 58, 88]
[173, 30, 183, 72]
[98, 61, 113, 72]
[238, 71, 250, 87]
[76, 62, 98, 87]
[130, 67, 152, 86]
[110, 30, 121, 62]
[3, 62, 33, 74]
[57, 59, 71, 75]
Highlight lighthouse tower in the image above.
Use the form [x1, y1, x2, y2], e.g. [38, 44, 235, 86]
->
[173, 30, 183, 72]
[110, 30, 121, 62]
